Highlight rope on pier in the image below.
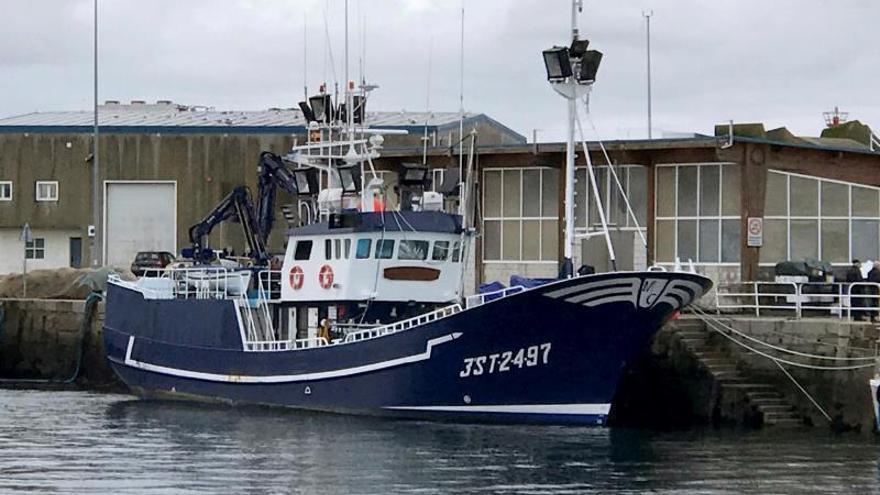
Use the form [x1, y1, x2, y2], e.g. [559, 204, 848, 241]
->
[693, 307, 877, 363]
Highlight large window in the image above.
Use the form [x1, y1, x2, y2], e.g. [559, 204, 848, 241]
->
[761, 170, 880, 265]
[654, 163, 740, 264]
[574, 165, 647, 232]
[482, 167, 559, 262]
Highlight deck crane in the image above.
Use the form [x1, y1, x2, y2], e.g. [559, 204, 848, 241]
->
[185, 151, 316, 265]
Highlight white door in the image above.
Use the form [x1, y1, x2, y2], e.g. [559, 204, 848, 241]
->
[104, 182, 176, 267]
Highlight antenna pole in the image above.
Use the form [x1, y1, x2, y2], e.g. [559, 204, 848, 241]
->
[643, 10, 653, 139]
[303, 13, 308, 101]
[91, 0, 101, 267]
[458, 3, 465, 216]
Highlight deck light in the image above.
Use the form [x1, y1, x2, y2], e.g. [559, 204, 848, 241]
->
[577, 50, 603, 83]
[398, 162, 429, 186]
[569, 38, 590, 59]
[542, 46, 572, 81]
[309, 94, 333, 123]
[352, 95, 365, 124]
[337, 165, 362, 194]
[298, 101, 316, 123]
[293, 168, 320, 196]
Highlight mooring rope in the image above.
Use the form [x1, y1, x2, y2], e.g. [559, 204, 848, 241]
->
[693, 307, 877, 362]
[700, 309, 877, 354]
[692, 308, 875, 371]
[773, 359, 833, 423]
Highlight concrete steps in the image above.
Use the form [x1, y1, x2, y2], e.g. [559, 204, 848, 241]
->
[673, 319, 804, 428]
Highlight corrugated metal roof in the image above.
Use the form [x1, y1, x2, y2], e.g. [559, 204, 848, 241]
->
[0, 103, 474, 129]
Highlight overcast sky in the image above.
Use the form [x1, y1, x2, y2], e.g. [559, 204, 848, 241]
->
[1, 0, 878, 141]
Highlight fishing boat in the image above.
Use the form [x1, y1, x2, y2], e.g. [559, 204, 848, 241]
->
[103, 1, 711, 425]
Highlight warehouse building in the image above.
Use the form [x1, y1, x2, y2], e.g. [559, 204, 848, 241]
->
[0, 101, 524, 275]
[1, 101, 879, 292]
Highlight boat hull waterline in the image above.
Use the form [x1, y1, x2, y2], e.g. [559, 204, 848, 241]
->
[103, 271, 711, 425]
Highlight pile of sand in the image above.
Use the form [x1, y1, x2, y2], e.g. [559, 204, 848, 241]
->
[0, 267, 136, 300]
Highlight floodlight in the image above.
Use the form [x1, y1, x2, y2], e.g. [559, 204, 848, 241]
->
[337, 165, 362, 194]
[398, 163, 429, 186]
[352, 95, 365, 124]
[308, 94, 332, 123]
[293, 168, 319, 195]
[298, 101, 315, 123]
[542, 46, 572, 81]
[569, 39, 590, 59]
[577, 50, 603, 83]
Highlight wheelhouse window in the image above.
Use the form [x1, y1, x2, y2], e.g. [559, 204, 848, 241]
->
[334, 239, 342, 260]
[356, 239, 372, 259]
[293, 240, 312, 260]
[432, 241, 450, 261]
[0, 181, 11, 201]
[324, 239, 331, 260]
[398, 240, 429, 260]
[344, 239, 351, 259]
[451, 241, 461, 262]
[375, 239, 395, 259]
[36, 181, 58, 202]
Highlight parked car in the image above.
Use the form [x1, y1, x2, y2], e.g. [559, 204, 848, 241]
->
[131, 251, 176, 276]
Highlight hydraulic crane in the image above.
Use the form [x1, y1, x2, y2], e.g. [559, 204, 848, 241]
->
[186, 151, 310, 265]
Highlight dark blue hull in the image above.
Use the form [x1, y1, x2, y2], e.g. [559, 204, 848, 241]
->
[103, 272, 711, 425]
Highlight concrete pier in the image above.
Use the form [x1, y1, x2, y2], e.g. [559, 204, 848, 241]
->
[0, 299, 118, 387]
[612, 316, 878, 431]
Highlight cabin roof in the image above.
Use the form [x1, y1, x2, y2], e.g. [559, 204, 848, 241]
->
[288, 210, 463, 236]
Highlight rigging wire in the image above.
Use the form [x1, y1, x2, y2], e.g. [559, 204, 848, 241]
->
[586, 112, 647, 246]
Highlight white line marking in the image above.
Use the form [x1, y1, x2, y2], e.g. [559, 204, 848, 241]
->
[123, 332, 462, 384]
[384, 403, 611, 415]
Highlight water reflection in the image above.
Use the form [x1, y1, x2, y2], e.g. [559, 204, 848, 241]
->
[2, 390, 879, 494]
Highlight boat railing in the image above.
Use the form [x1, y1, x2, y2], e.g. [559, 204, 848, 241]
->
[342, 303, 463, 343]
[464, 285, 526, 309]
[245, 336, 329, 352]
[112, 267, 251, 300]
[714, 281, 880, 319]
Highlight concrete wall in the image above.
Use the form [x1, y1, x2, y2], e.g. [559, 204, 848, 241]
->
[0, 299, 116, 385]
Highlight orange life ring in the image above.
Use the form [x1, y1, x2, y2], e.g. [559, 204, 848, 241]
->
[289, 265, 304, 290]
[319, 264, 334, 289]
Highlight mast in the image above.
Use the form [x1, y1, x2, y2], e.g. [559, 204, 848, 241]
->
[562, 0, 579, 277]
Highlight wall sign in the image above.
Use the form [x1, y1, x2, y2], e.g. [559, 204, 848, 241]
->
[747, 217, 763, 247]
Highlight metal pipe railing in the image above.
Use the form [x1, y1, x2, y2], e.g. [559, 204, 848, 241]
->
[714, 281, 880, 320]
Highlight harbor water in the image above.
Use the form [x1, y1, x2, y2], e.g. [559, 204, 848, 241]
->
[2, 389, 879, 494]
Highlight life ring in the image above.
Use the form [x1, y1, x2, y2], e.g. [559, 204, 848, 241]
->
[289, 265, 304, 290]
[319, 264, 334, 289]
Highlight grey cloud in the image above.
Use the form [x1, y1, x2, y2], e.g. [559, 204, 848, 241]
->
[1, 0, 878, 141]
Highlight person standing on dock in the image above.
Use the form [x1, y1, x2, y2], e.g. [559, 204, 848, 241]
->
[846, 260, 865, 320]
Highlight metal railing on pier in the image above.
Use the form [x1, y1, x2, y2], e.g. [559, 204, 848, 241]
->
[714, 281, 880, 319]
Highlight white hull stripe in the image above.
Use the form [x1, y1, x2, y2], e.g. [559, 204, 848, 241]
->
[384, 403, 611, 415]
[123, 333, 461, 383]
